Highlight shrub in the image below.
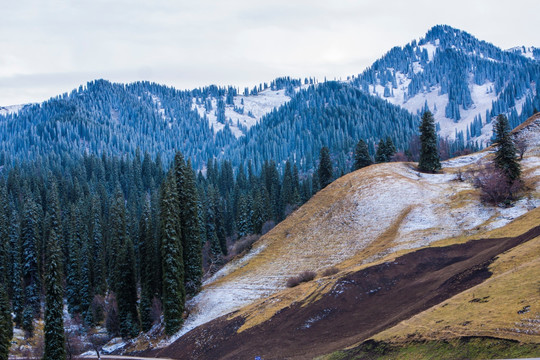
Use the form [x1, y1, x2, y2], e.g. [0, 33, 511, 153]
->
[321, 266, 339, 277]
[286, 270, 316, 288]
[261, 220, 276, 235]
[230, 234, 260, 257]
[475, 165, 522, 205]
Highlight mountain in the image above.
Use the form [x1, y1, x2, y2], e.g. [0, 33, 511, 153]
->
[351, 25, 540, 146]
[1, 25, 538, 174]
[142, 113, 540, 360]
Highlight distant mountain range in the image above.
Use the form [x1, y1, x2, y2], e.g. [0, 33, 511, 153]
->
[1, 25, 538, 173]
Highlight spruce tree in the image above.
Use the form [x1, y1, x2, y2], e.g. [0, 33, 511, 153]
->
[109, 188, 128, 293]
[9, 210, 23, 327]
[160, 173, 185, 335]
[177, 158, 202, 295]
[375, 139, 388, 163]
[0, 283, 12, 360]
[43, 183, 66, 360]
[418, 111, 441, 172]
[384, 137, 397, 161]
[493, 114, 521, 181]
[353, 139, 373, 170]
[139, 197, 154, 332]
[90, 196, 106, 296]
[318, 147, 333, 189]
[21, 195, 41, 336]
[116, 238, 140, 338]
[0, 187, 9, 288]
[65, 206, 82, 315]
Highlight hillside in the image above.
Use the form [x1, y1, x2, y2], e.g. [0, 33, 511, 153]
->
[137, 114, 540, 359]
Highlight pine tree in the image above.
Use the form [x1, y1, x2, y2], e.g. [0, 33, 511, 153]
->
[109, 188, 128, 293]
[176, 157, 202, 295]
[353, 139, 373, 170]
[43, 182, 66, 360]
[418, 111, 441, 172]
[90, 196, 106, 296]
[384, 137, 397, 161]
[318, 147, 333, 189]
[375, 139, 387, 163]
[493, 114, 521, 181]
[65, 206, 82, 315]
[21, 195, 41, 336]
[0, 187, 9, 288]
[139, 197, 154, 332]
[117, 238, 140, 338]
[0, 283, 12, 360]
[9, 210, 23, 327]
[160, 173, 185, 335]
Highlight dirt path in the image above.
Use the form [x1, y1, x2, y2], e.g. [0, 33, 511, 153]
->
[150, 224, 540, 360]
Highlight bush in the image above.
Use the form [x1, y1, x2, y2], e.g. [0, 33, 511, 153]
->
[475, 165, 522, 205]
[261, 220, 276, 235]
[230, 234, 260, 257]
[321, 266, 339, 277]
[286, 270, 316, 288]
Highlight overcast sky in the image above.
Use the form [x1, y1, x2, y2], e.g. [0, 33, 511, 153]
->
[1, 0, 539, 105]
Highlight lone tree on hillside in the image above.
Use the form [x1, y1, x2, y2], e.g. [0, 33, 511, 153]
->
[493, 114, 521, 182]
[353, 139, 372, 171]
[375, 137, 396, 163]
[318, 147, 333, 189]
[418, 111, 441, 172]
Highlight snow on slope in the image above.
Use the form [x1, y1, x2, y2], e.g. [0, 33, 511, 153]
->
[191, 88, 293, 138]
[161, 116, 540, 346]
[0, 104, 26, 116]
[507, 46, 539, 60]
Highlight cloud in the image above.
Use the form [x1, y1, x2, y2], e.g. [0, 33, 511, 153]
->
[0, 0, 539, 105]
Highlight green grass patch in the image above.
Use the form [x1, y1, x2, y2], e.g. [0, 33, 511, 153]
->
[321, 337, 540, 360]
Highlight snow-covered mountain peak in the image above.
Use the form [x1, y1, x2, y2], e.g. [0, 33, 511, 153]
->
[351, 25, 540, 148]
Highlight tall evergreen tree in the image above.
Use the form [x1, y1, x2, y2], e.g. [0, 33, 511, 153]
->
[384, 137, 397, 161]
[418, 111, 441, 172]
[139, 197, 154, 332]
[176, 157, 203, 295]
[43, 182, 66, 360]
[21, 195, 41, 336]
[160, 173, 185, 335]
[353, 139, 373, 170]
[116, 238, 140, 339]
[493, 114, 521, 181]
[109, 188, 128, 293]
[375, 139, 388, 163]
[9, 210, 23, 327]
[0, 283, 12, 360]
[318, 147, 333, 189]
[90, 196, 106, 296]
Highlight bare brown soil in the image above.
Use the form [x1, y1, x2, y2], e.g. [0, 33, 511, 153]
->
[148, 225, 540, 360]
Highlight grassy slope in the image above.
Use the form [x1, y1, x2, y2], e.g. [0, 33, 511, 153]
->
[150, 114, 539, 357]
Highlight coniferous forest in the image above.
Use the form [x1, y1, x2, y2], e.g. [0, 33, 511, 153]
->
[0, 148, 318, 347]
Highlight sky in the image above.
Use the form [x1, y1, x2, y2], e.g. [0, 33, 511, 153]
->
[1, 0, 539, 106]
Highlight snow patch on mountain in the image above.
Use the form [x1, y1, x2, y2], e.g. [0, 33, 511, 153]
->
[192, 88, 293, 138]
[0, 104, 26, 116]
[419, 42, 438, 61]
[507, 46, 539, 60]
